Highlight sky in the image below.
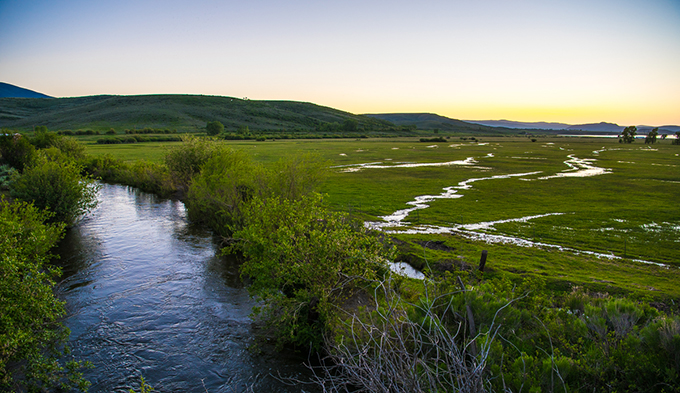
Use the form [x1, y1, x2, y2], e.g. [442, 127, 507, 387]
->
[1, 0, 679, 125]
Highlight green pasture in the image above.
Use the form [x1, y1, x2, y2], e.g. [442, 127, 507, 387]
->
[84, 136, 680, 299]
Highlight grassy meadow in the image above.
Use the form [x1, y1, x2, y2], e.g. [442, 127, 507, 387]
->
[83, 136, 680, 300]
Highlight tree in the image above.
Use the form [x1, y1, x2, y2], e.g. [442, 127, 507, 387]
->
[619, 126, 637, 143]
[205, 120, 224, 136]
[673, 131, 680, 145]
[236, 125, 250, 135]
[343, 118, 358, 132]
[645, 127, 658, 144]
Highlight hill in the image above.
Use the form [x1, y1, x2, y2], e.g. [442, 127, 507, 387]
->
[465, 119, 570, 130]
[465, 119, 680, 134]
[364, 113, 521, 134]
[565, 122, 623, 133]
[0, 82, 52, 98]
[0, 94, 393, 132]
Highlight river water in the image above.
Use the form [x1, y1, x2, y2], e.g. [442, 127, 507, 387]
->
[54, 183, 314, 392]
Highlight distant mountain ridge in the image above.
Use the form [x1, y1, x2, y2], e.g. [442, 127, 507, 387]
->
[467, 119, 679, 133]
[364, 113, 515, 134]
[0, 82, 52, 98]
[465, 119, 570, 130]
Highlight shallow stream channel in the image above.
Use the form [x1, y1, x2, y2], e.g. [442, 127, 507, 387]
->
[55, 183, 315, 392]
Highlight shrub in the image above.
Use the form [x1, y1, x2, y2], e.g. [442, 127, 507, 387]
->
[0, 199, 91, 391]
[0, 133, 36, 171]
[186, 151, 326, 235]
[124, 160, 175, 196]
[186, 148, 260, 234]
[49, 135, 87, 161]
[10, 153, 99, 226]
[29, 126, 59, 149]
[419, 137, 446, 142]
[266, 154, 327, 201]
[164, 135, 222, 194]
[0, 165, 18, 190]
[230, 194, 395, 349]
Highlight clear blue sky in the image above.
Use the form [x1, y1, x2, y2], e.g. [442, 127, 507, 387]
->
[1, 0, 679, 125]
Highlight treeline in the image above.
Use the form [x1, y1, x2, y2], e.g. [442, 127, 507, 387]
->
[96, 135, 182, 144]
[56, 127, 177, 137]
[124, 127, 177, 134]
[221, 132, 372, 141]
[419, 136, 448, 142]
[57, 129, 100, 135]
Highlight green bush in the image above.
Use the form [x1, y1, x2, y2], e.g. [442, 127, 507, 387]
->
[266, 154, 327, 201]
[206, 120, 224, 136]
[0, 199, 90, 392]
[10, 153, 99, 226]
[0, 165, 17, 190]
[0, 134, 36, 172]
[186, 151, 326, 236]
[230, 193, 395, 349]
[164, 135, 222, 194]
[186, 148, 261, 234]
[29, 126, 59, 149]
[49, 135, 86, 161]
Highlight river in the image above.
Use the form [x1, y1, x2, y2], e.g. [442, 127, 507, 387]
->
[54, 183, 315, 392]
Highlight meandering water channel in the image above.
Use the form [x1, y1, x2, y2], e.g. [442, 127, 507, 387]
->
[55, 183, 313, 392]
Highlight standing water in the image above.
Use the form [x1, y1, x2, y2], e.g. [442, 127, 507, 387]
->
[55, 184, 314, 392]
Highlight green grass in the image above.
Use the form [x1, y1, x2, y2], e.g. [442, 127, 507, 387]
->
[83, 136, 680, 299]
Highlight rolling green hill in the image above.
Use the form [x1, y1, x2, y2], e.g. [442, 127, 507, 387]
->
[0, 94, 394, 133]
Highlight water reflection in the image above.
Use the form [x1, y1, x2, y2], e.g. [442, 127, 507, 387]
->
[55, 184, 314, 392]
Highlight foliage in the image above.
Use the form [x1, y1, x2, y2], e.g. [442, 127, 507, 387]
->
[230, 194, 395, 349]
[266, 153, 328, 201]
[206, 120, 224, 136]
[311, 267, 680, 392]
[129, 376, 154, 393]
[49, 135, 87, 161]
[164, 135, 222, 194]
[10, 151, 99, 226]
[186, 150, 326, 236]
[0, 199, 91, 392]
[419, 137, 446, 142]
[313, 275, 506, 393]
[0, 165, 18, 190]
[29, 126, 60, 149]
[96, 135, 181, 144]
[645, 127, 659, 144]
[619, 125, 637, 143]
[186, 148, 261, 234]
[0, 133, 36, 172]
[342, 118, 358, 132]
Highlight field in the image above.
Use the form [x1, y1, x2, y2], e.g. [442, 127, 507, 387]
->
[84, 136, 680, 300]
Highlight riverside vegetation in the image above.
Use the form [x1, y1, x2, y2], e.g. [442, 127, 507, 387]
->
[1, 131, 98, 391]
[1, 128, 679, 392]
